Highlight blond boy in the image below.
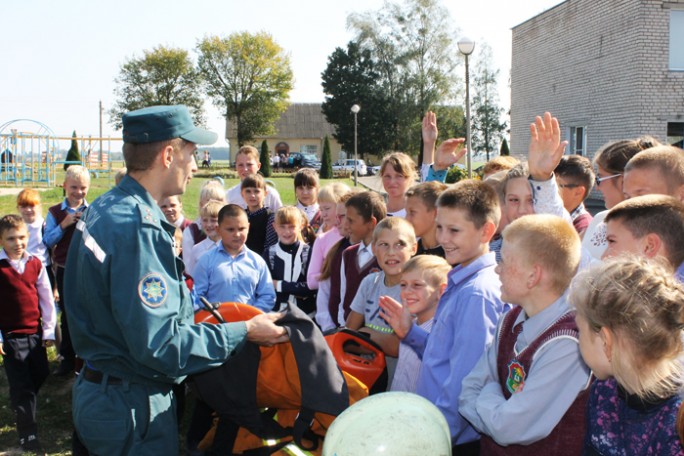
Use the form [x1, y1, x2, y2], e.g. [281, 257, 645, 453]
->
[44, 164, 90, 376]
[387, 255, 450, 393]
[226, 146, 283, 211]
[459, 214, 591, 453]
[346, 218, 417, 380]
[184, 200, 224, 276]
[622, 145, 684, 201]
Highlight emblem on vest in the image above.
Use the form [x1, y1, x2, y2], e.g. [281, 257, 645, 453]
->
[506, 360, 526, 393]
[138, 273, 168, 308]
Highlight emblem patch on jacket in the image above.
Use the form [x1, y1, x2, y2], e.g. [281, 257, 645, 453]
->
[138, 273, 168, 308]
[506, 360, 526, 393]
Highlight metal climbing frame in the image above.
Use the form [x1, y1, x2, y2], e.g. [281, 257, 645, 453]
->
[0, 119, 59, 187]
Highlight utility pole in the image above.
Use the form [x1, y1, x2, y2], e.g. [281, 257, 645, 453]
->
[99, 100, 103, 162]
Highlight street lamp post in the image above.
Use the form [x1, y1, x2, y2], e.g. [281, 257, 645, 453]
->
[458, 37, 475, 179]
[351, 104, 360, 186]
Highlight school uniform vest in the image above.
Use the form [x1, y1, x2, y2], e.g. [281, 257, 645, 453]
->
[48, 204, 77, 267]
[246, 208, 273, 256]
[179, 218, 193, 232]
[327, 238, 351, 327]
[187, 222, 207, 246]
[0, 257, 42, 335]
[340, 244, 379, 322]
[480, 306, 588, 455]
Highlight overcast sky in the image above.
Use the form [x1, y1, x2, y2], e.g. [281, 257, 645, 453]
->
[0, 0, 563, 147]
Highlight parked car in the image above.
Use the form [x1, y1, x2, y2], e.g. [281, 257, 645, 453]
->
[285, 152, 321, 170]
[332, 159, 368, 176]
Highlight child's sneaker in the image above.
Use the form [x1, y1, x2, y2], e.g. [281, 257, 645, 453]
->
[20, 434, 45, 455]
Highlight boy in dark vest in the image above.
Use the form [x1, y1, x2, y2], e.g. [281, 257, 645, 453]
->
[459, 214, 592, 455]
[43, 164, 89, 376]
[338, 191, 386, 323]
[0, 215, 57, 452]
[242, 173, 277, 256]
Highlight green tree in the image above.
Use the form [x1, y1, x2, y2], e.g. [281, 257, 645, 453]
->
[64, 130, 81, 170]
[109, 46, 204, 130]
[347, 0, 460, 153]
[260, 140, 271, 177]
[500, 138, 510, 156]
[321, 41, 393, 157]
[320, 135, 333, 179]
[197, 32, 293, 146]
[445, 165, 468, 184]
[471, 43, 507, 161]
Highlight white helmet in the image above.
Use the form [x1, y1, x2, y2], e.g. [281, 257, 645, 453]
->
[322, 392, 452, 456]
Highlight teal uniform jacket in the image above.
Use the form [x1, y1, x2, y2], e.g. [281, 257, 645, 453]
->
[64, 175, 247, 385]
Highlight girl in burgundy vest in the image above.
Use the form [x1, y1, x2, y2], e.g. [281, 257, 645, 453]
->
[572, 258, 684, 456]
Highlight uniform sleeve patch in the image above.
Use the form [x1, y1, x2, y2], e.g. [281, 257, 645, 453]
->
[138, 273, 168, 308]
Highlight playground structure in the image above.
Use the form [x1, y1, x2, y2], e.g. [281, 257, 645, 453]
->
[0, 119, 122, 187]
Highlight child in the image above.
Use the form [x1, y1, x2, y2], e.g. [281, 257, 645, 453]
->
[263, 206, 315, 313]
[346, 217, 417, 385]
[185, 200, 223, 277]
[43, 164, 89, 376]
[182, 179, 225, 264]
[459, 214, 591, 454]
[379, 180, 505, 453]
[583, 136, 659, 259]
[316, 182, 350, 235]
[623, 144, 684, 201]
[16, 189, 53, 288]
[241, 173, 278, 256]
[314, 194, 354, 331]
[389, 254, 451, 393]
[554, 154, 595, 237]
[571, 257, 684, 455]
[294, 168, 321, 232]
[0, 215, 56, 452]
[481, 156, 520, 180]
[192, 204, 275, 312]
[602, 194, 684, 279]
[405, 181, 447, 257]
[307, 183, 352, 290]
[339, 191, 387, 323]
[380, 152, 418, 217]
[226, 145, 283, 211]
[160, 195, 192, 231]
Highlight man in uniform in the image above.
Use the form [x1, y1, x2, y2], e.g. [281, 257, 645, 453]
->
[64, 105, 287, 454]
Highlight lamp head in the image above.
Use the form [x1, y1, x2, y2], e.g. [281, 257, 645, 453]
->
[457, 37, 476, 56]
[351, 104, 361, 114]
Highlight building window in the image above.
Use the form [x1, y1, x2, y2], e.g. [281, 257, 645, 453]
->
[569, 126, 586, 156]
[668, 122, 684, 148]
[670, 10, 684, 70]
[301, 144, 318, 154]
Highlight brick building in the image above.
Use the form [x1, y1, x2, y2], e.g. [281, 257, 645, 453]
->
[510, 0, 684, 159]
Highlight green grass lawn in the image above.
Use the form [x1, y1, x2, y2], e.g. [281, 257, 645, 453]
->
[0, 164, 354, 454]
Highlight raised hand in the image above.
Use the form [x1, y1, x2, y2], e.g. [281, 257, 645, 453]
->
[422, 111, 438, 165]
[528, 112, 568, 180]
[434, 138, 467, 171]
[379, 295, 412, 339]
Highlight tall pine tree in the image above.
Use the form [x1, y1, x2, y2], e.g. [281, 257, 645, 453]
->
[320, 135, 333, 179]
[260, 140, 271, 177]
[64, 130, 81, 170]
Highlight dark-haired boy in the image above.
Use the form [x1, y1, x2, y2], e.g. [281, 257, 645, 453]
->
[602, 194, 684, 281]
[193, 204, 276, 312]
[380, 180, 506, 453]
[554, 155, 595, 237]
[338, 191, 386, 323]
[241, 173, 278, 256]
[405, 181, 447, 258]
[0, 214, 56, 452]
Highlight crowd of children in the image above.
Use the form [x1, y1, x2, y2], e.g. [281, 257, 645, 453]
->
[3, 107, 684, 455]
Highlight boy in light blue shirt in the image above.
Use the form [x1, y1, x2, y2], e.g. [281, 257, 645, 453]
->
[193, 204, 275, 312]
[380, 180, 506, 454]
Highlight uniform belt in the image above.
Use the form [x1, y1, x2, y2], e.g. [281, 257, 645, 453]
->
[82, 366, 123, 385]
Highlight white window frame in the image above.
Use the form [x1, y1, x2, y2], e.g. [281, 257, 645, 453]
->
[670, 10, 684, 71]
[568, 126, 587, 156]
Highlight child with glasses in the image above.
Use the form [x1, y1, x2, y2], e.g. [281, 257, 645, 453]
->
[554, 155, 595, 238]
